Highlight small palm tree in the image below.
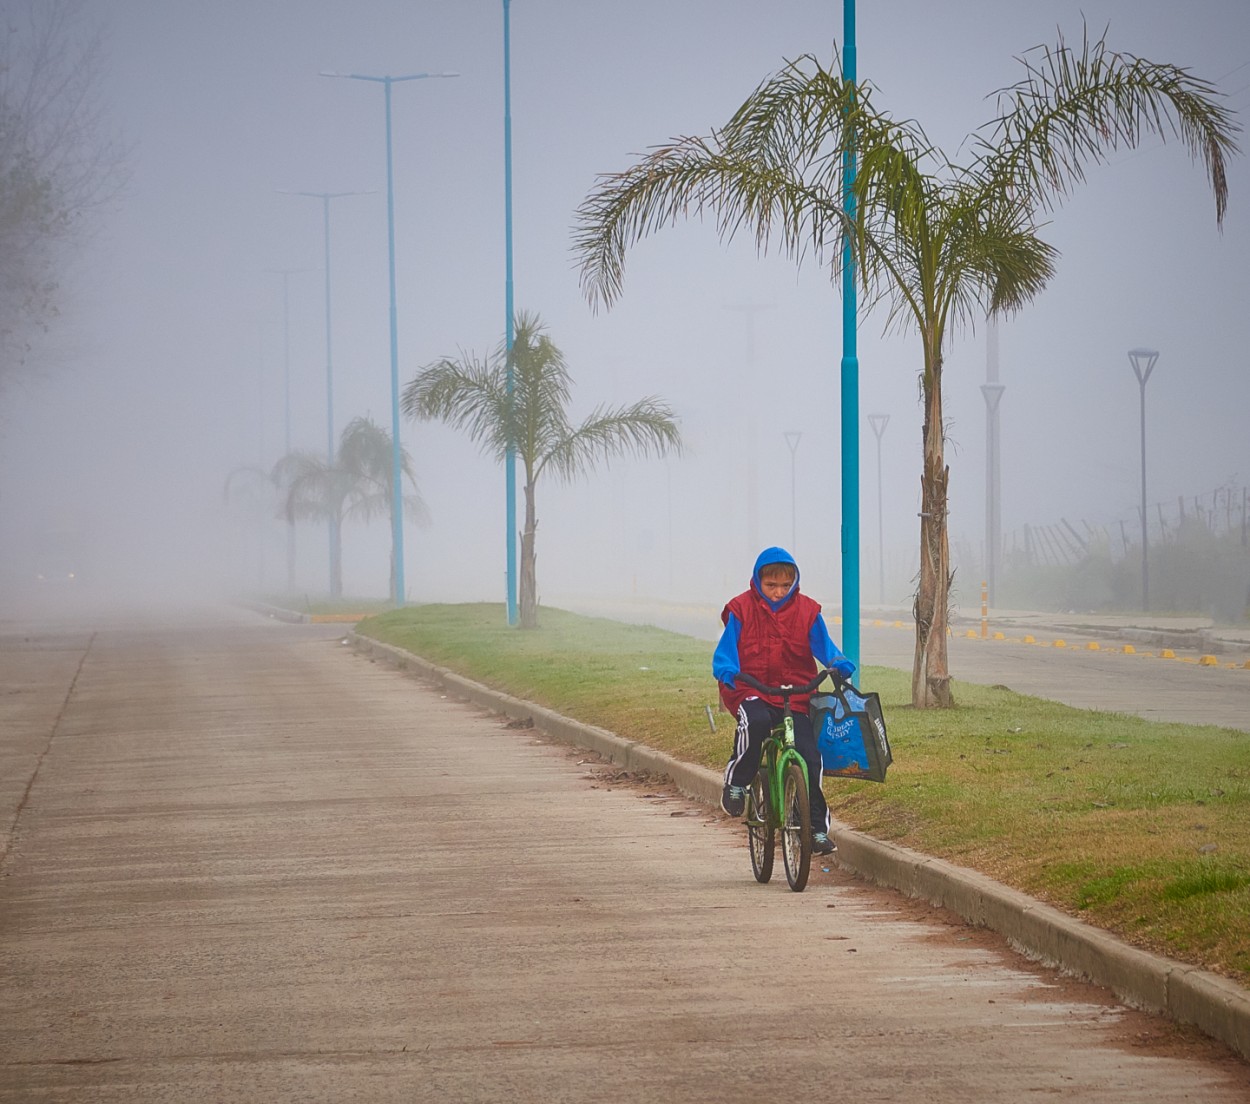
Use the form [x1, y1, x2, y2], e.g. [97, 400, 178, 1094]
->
[223, 463, 280, 590]
[273, 415, 429, 601]
[573, 26, 1237, 707]
[402, 311, 682, 628]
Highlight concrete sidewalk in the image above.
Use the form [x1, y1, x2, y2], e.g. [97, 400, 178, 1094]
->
[350, 632, 1250, 1066]
[12, 612, 1250, 1100]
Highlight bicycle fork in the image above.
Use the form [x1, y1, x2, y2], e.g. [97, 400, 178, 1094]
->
[763, 719, 809, 828]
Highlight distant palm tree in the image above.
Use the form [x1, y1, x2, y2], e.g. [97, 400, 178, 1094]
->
[573, 27, 1237, 706]
[223, 463, 279, 590]
[273, 415, 428, 601]
[402, 311, 682, 628]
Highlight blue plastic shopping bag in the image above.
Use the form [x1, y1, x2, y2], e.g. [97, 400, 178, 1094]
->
[811, 683, 892, 782]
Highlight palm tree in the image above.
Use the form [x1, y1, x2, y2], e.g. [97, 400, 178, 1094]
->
[402, 311, 682, 628]
[273, 415, 429, 601]
[573, 27, 1237, 707]
[223, 463, 279, 591]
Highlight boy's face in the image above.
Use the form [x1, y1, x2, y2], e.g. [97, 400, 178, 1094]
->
[759, 569, 794, 599]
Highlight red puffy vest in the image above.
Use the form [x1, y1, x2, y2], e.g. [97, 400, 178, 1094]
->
[719, 587, 822, 716]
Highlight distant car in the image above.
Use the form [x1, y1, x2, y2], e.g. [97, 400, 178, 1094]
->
[35, 553, 79, 584]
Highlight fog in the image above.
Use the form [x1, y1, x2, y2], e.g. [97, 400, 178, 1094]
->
[2, 0, 1247, 626]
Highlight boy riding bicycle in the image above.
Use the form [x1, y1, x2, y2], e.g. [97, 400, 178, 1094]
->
[713, 547, 856, 856]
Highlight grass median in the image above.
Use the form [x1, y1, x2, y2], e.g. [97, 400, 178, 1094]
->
[357, 602, 1250, 986]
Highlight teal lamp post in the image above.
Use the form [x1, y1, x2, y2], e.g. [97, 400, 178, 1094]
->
[1127, 347, 1159, 611]
[502, 0, 518, 625]
[840, 0, 861, 673]
[322, 69, 458, 606]
[280, 189, 371, 598]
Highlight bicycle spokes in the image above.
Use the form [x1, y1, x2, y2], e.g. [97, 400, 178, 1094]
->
[747, 773, 774, 884]
[780, 761, 812, 892]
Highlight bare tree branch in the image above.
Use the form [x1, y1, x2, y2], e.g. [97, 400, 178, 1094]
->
[0, 0, 127, 370]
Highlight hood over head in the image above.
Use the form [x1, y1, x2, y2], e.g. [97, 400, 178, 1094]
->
[751, 546, 800, 610]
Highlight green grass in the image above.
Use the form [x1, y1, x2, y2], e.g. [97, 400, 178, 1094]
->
[358, 602, 1250, 985]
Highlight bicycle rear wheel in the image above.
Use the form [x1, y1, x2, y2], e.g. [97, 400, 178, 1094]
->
[746, 772, 774, 883]
[781, 761, 812, 892]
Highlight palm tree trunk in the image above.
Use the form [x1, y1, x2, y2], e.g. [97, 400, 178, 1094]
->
[285, 519, 296, 593]
[912, 352, 954, 708]
[519, 481, 538, 629]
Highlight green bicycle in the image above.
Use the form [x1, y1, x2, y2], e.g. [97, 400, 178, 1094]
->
[734, 669, 839, 892]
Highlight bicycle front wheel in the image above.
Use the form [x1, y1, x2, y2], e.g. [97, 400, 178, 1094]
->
[746, 772, 774, 883]
[781, 761, 812, 892]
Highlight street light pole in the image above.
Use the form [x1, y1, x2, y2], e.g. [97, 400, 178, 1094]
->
[840, 0, 861, 672]
[981, 315, 1006, 607]
[322, 69, 458, 606]
[1128, 348, 1159, 611]
[783, 431, 802, 553]
[868, 413, 889, 607]
[502, 0, 518, 626]
[280, 189, 371, 598]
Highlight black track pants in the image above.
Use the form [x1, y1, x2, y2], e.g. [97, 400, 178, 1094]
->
[724, 697, 830, 834]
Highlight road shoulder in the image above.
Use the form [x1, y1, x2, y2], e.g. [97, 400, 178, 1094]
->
[351, 630, 1250, 1066]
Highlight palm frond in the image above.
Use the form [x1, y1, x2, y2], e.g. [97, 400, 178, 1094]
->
[402, 352, 512, 459]
[540, 398, 682, 484]
[338, 415, 398, 482]
[270, 450, 337, 524]
[981, 25, 1239, 225]
[574, 56, 878, 311]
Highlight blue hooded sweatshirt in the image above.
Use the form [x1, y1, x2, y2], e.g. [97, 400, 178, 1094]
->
[712, 546, 854, 713]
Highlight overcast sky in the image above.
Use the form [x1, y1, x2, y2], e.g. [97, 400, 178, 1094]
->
[2, 0, 1247, 618]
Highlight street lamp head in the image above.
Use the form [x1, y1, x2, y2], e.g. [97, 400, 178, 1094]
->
[1127, 347, 1159, 385]
[319, 70, 459, 83]
[277, 188, 376, 203]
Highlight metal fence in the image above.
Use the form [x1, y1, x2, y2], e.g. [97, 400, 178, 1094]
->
[1005, 483, 1249, 568]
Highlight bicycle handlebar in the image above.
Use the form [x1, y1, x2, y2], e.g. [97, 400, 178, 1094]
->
[733, 667, 846, 698]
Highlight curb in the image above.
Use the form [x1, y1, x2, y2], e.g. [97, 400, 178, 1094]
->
[245, 602, 308, 624]
[351, 631, 1250, 1064]
[243, 603, 369, 625]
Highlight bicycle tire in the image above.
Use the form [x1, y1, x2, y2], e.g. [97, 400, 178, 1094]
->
[781, 760, 812, 892]
[746, 772, 774, 883]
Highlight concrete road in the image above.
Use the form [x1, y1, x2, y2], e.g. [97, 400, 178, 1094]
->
[2, 607, 1248, 1102]
[551, 598, 1250, 732]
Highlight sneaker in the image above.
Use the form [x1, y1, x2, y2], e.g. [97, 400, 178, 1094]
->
[721, 784, 747, 817]
[812, 832, 836, 856]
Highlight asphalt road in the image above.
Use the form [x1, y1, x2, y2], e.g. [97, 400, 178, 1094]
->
[2, 605, 1248, 1101]
[551, 598, 1250, 732]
